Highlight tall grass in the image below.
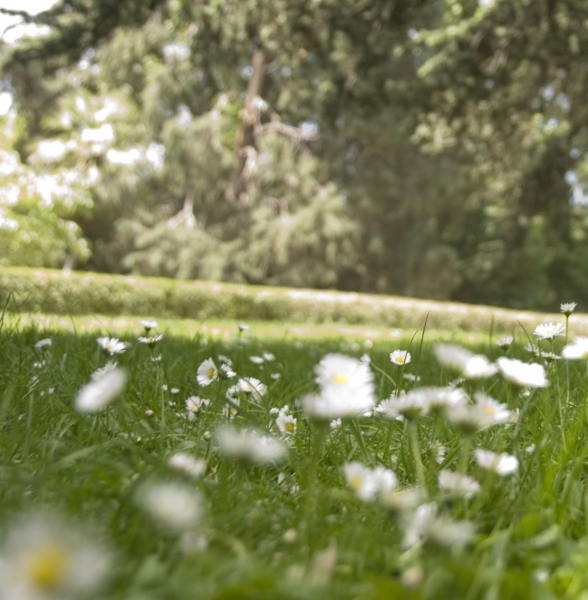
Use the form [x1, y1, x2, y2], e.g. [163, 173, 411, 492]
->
[0, 317, 587, 599]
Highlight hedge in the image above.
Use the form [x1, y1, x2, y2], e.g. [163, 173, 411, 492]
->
[0, 266, 584, 334]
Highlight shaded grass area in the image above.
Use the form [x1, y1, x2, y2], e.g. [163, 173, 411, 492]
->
[1, 318, 588, 598]
[1, 265, 583, 333]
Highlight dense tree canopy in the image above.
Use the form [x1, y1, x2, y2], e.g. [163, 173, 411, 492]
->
[2, 0, 588, 309]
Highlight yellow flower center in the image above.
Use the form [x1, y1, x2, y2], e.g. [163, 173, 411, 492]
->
[331, 374, 348, 385]
[396, 357, 405, 364]
[285, 422, 295, 433]
[207, 368, 215, 379]
[483, 406, 495, 415]
[26, 544, 69, 591]
[348, 475, 362, 490]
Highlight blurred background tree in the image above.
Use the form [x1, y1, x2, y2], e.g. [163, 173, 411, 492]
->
[2, 0, 588, 310]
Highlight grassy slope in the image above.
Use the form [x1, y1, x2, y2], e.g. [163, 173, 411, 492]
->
[1, 265, 585, 334]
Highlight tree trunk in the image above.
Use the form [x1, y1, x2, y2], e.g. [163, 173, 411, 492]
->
[228, 49, 266, 203]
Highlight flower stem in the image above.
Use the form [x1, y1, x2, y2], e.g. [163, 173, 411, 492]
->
[458, 435, 471, 474]
[349, 417, 372, 465]
[303, 421, 328, 554]
[409, 421, 427, 494]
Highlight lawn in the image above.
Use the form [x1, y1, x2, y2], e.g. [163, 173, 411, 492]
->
[0, 310, 586, 599]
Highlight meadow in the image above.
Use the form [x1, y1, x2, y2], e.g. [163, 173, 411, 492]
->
[1, 306, 588, 599]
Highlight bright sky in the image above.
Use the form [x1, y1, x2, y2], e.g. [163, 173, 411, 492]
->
[0, 0, 59, 44]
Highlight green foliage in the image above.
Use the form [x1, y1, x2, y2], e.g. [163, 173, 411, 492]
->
[4, 0, 588, 309]
[0, 118, 92, 268]
[0, 266, 583, 335]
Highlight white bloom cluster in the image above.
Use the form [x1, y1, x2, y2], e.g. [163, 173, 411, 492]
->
[497, 357, 549, 388]
[438, 470, 480, 499]
[401, 503, 475, 549]
[562, 337, 588, 360]
[168, 453, 207, 478]
[344, 462, 397, 501]
[434, 344, 497, 379]
[475, 449, 519, 475]
[302, 354, 376, 419]
[216, 426, 288, 463]
[75, 366, 127, 413]
[185, 396, 209, 420]
[139, 482, 203, 530]
[96, 337, 129, 356]
[270, 406, 297, 435]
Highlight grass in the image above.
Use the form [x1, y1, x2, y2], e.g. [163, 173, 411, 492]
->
[3, 311, 491, 344]
[3, 265, 588, 334]
[1, 312, 588, 599]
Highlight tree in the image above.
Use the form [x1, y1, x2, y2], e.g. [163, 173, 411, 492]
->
[411, 0, 588, 308]
[0, 0, 424, 290]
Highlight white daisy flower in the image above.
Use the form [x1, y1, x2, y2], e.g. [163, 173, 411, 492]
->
[220, 363, 236, 379]
[421, 386, 468, 414]
[139, 320, 159, 331]
[218, 355, 233, 366]
[434, 344, 497, 379]
[237, 377, 267, 399]
[275, 413, 297, 435]
[560, 302, 577, 316]
[168, 453, 207, 478]
[446, 393, 514, 434]
[75, 367, 127, 414]
[96, 337, 129, 356]
[496, 336, 513, 350]
[262, 352, 275, 362]
[475, 449, 519, 475]
[222, 395, 240, 420]
[225, 385, 240, 402]
[344, 462, 397, 501]
[533, 322, 565, 340]
[403, 373, 421, 383]
[216, 426, 287, 463]
[497, 357, 549, 388]
[562, 337, 588, 360]
[237, 323, 250, 332]
[381, 486, 423, 514]
[0, 513, 111, 600]
[302, 354, 376, 420]
[196, 358, 218, 386]
[438, 470, 480, 499]
[270, 373, 281, 380]
[379, 389, 430, 420]
[430, 441, 447, 464]
[249, 356, 264, 365]
[472, 392, 515, 424]
[138, 334, 163, 348]
[402, 503, 475, 549]
[34, 338, 52, 349]
[139, 482, 203, 530]
[390, 350, 411, 366]
[185, 396, 209, 420]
